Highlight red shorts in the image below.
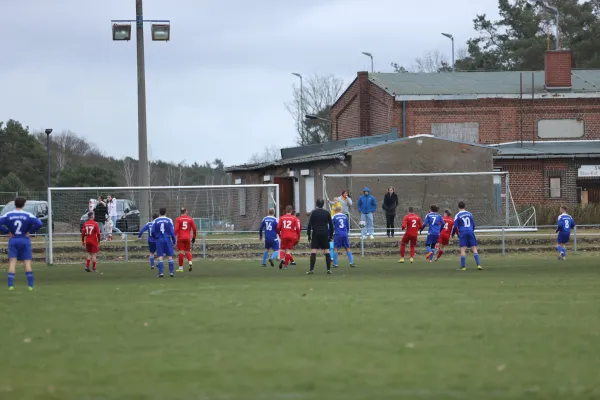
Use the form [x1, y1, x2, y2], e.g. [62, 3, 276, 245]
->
[85, 243, 99, 254]
[177, 239, 191, 252]
[401, 234, 417, 245]
[280, 238, 296, 250]
[438, 235, 450, 246]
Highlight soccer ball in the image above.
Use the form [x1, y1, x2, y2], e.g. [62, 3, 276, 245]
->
[358, 220, 366, 228]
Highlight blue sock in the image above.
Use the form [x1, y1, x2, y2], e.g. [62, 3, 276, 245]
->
[474, 254, 481, 266]
[563, 247, 567, 256]
[460, 256, 466, 268]
[26, 271, 34, 287]
[158, 261, 164, 275]
[262, 251, 268, 265]
[149, 256, 155, 269]
[426, 245, 432, 253]
[168, 260, 175, 275]
[332, 251, 339, 265]
[270, 251, 279, 260]
[348, 251, 354, 264]
[7, 272, 15, 288]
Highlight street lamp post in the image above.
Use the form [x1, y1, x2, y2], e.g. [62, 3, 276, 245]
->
[44, 129, 52, 189]
[111, 0, 170, 225]
[361, 52, 374, 73]
[292, 72, 304, 139]
[441, 33, 455, 72]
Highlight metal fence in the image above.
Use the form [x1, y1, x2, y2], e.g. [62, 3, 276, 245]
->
[0, 225, 594, 265]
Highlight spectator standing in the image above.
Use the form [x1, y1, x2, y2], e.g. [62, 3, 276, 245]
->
[357, 187, 376, 239]
[382, 186, 399, 238]
[94, 196, 108, 241]
[106, 195, 124, 239]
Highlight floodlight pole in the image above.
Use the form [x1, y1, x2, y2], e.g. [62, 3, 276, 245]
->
[135, 0, 150, 225]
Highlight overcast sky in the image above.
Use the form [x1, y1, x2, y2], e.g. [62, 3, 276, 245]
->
[1, 0, 500, 166]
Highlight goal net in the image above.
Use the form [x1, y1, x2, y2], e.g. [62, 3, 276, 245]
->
[47, 184, 279, 264]
[323, 172, 532, 234]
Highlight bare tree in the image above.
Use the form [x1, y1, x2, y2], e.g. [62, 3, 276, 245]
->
[413, 50, 452, 73]
[247, 145, 280, 164]
[121, 157, 136, 201]
[284, 74, 345, 145]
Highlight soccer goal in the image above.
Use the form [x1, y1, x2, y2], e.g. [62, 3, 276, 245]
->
[323, 172, 536, 234]
[47, 184, 279, 264]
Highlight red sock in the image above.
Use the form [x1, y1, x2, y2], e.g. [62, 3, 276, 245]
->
[400, 244, 406, 257]
[280, 250, 284, 259]
[284, 253, 291, 266]
[85, 259, 90, 268]
[410, 244, 415, 258]
[92, 261, 96, 270]
[178, 253, 184, 267]
[437, 250, 444, 259]
[186, 252, 192, 262]
[289, 254, 295, 262]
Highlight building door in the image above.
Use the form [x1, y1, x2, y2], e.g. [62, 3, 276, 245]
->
[587, 187, 600, 204]
[274, 177, 294, 216]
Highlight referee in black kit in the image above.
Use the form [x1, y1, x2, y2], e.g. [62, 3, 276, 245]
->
[306, 198, 335, 275]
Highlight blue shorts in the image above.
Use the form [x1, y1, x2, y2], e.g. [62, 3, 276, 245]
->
[148, 242, 157, 253]
[156, 239, 174, 257]
[333, 235, 350, 249]
[557, 232, 570, 244]
[459, 232, 478, 248]
[265, 238, 280, 251]
[426, 234, 439, 246]
[8, 237, 33, 261]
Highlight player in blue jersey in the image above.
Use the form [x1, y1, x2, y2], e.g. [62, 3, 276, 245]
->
[421, 204, 444, 262]
[259, 208, 280, 267]
[332, 205, 355, 268]
[151, 208, 176, 278]
[451, 201, 482, 271]
[138, 213, 159, 270]
[0, 197, 43, 290]
[556, 205, 575, 260]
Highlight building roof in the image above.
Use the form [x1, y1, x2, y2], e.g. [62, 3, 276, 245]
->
[369, 70, 600, 100]
[492, 140, 600, 159]
[225, 134, 492, 172]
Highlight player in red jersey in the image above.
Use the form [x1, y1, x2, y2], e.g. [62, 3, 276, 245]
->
[277, 205, 300, 270]
[399, 206, 423, 264]
[174, 208, 197, 272]
[81, 212, 101, 272]
[285, 209, 301, 266]
[435, 209, 454, 261]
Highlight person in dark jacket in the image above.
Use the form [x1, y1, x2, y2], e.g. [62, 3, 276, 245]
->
[94, 195, 108, 240]
[382, 187, 399, 238]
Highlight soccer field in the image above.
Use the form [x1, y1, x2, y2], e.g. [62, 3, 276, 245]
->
[1, 256, 599, 400]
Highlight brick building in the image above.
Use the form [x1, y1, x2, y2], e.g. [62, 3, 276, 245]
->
[226, 134, 500, 229]
[226, 50, 600, 229]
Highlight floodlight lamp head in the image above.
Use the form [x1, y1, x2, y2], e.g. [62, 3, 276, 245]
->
[362, 52, 372, 57]
[112, 24, 131, 41]
[151, 23, 170, 41]
[44, 128, 53, 135]
[441, 32, 453, 39]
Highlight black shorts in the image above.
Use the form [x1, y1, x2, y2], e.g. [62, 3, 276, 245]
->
[311, 233, 330, 250]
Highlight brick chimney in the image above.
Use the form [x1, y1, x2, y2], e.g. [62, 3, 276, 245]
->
[544, 50, 572, 89]
[357, 71, 370, 137]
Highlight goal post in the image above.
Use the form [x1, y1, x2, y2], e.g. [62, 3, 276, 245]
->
[47, 184, 279, 264]
[323, 172, 534, 233]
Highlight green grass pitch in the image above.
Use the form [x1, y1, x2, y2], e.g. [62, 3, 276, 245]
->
[1, 255, 599, 400]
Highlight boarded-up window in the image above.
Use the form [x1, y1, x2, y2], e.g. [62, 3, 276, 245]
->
[431, 123, 479, 143]
[550, 177, 561, 198]
[304, 176, 315, 213]
[538, 119, 584, 139]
